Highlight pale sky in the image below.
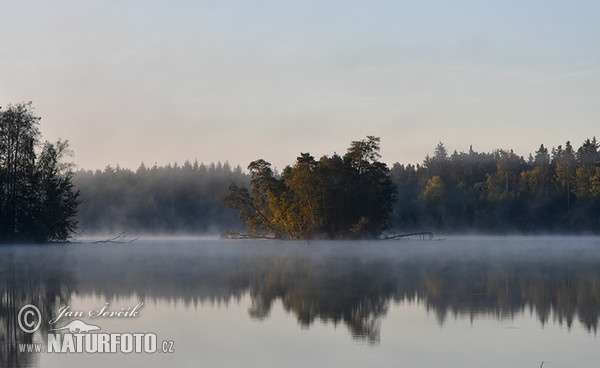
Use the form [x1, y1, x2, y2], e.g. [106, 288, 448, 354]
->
[1, 0, 599, 171]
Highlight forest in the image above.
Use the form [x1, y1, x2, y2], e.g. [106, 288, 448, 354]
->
[73, 161, 249, 234]
[73, 136, 600, 236]
[2, 102, 599, 238]
[391, 139, 600, 232]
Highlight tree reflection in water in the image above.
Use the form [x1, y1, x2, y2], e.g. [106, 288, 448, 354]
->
[233, 243, 600, 341]
[1, 239, 599, 366]
[0, 245, 76, 368]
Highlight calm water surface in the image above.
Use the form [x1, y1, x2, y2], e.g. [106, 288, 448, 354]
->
[1, 236, 599, 367]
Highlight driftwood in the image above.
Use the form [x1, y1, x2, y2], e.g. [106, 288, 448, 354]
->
[381, 232, 433, 240]
[90, 232, 138, 244]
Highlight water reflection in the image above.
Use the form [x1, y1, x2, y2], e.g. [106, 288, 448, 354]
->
[1, 238, 599, 366]
[0, 246, 76, 368]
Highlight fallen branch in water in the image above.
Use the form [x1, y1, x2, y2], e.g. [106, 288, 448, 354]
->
[90, 232, 138, 244]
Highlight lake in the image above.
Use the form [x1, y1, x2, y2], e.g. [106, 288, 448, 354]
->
[1, 236, 599, 367]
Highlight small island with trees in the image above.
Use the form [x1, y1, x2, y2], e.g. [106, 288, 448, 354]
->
[224, 136, 397, 239]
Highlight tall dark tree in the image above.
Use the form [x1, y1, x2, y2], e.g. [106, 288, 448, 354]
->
[0, 102, 39, 239]
[34, 140, 80, 241]
[0, 102, 79, 242]
[344, 137, 397, 236]
[554, 141, 576, 214]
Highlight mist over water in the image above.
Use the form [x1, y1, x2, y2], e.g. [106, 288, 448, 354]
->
[2, 236, 599, 367]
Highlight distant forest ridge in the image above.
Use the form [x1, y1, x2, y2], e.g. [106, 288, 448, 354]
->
[74, 136, 600, 234]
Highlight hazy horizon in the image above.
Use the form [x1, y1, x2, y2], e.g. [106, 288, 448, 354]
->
[70, 137, 595, 173]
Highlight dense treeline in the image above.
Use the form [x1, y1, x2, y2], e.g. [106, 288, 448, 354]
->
[74, 161, 248, 234]
[391, 139, 600, 232]
[2, 103, 598, 237]
[0, 102, 79, 242]
[224, 136, 397, 239]
[73, 137, 600, 235]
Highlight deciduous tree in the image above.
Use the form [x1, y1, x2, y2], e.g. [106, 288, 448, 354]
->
[0, 102, 79, 242]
